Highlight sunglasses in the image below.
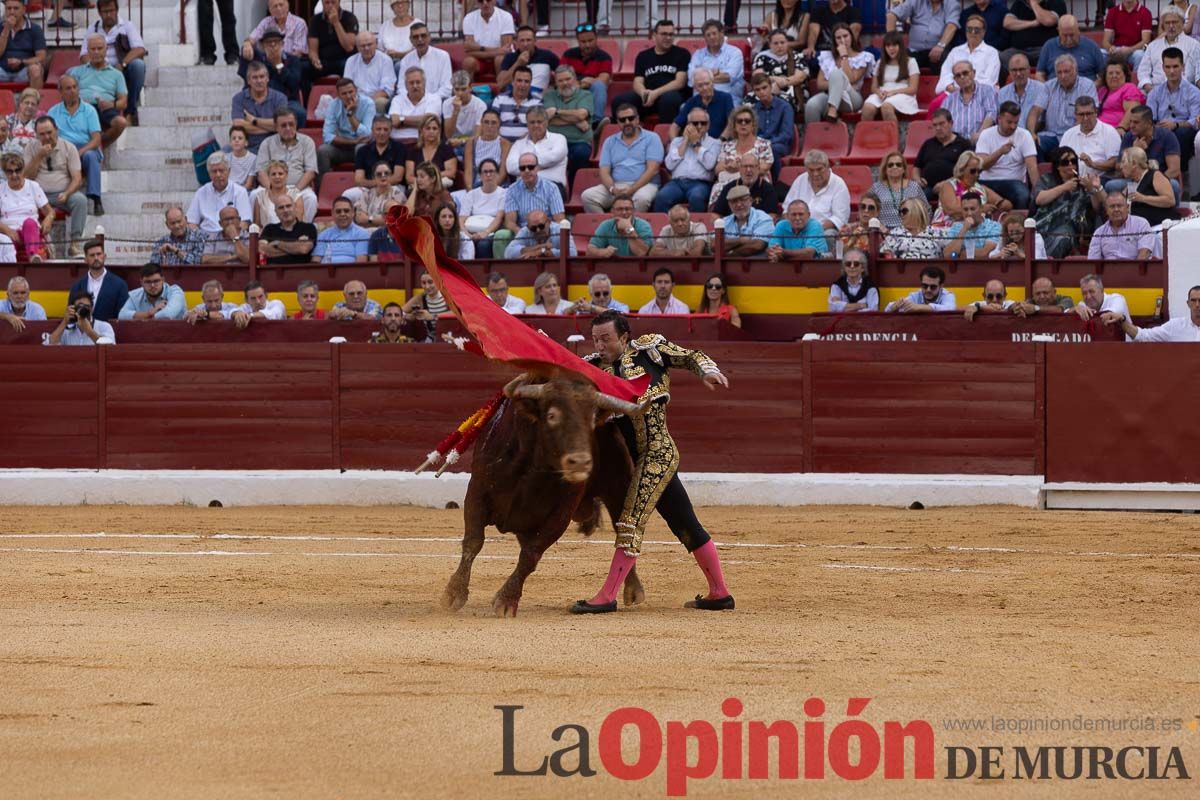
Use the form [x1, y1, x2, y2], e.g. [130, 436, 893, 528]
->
[900, 207, 910, 216]
[689, 120, 709, 126]
[736, 118, 753, 124]
[954, 72, 972, 79]
[860, 204, 878, 212]
[965, 167, 979, 175]
[480, 169, 498, 175]
[593, 290, 610, 297]
[966, 26, 984, 33]
[576, 23, 595, 32]
[843, 260, 866, 267]
[705, 283, 724, 290]
[3, 168, 19, 175]
[519, 164, 538, 172]
[1059, 158, 1077, 166]
[985, 293, 1004, 301]
[617, 115, 637, 123]
[921, 283, 941, 291]
[528, 223, 546, 231]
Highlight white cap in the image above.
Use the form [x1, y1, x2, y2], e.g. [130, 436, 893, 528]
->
[801, 333, 822, 341]
[328, 336, 347, 344]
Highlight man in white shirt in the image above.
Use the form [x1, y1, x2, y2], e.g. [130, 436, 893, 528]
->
[45, 289, 114, 346]
[1136, 6, 1200, 92]
[459, 158, 507, 259]
[781, 150, 850, 232]
[343, 32, 396, 113]
[486, 271, 526, 314]
[230, 281, 287, 328]
[388, 67, 442, 143]
[1111, 285, 1200, 341]
[398, 22, 452, 100]
[1059, 96, 1120, 179]
[504, 107, 568, 189]
[885, 266, 958, 312]
[1073, 273, 1130, 322]
[185, 279, 240, 323]
[462, 0, 515, 79]
[637, 267, 690, 315]
[186, 152, 251, 235]
[963, 279, 1016, 321]
[976, 101, 1039, 209]
[937, 14, 1001, 94]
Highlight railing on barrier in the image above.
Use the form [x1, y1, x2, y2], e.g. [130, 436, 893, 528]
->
[38, 0, 143, 49]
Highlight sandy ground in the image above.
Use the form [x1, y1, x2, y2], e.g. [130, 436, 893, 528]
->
[0, 504, 1198, 799]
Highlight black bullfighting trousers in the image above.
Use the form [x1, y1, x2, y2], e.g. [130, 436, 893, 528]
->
[614, 401, 711, 557]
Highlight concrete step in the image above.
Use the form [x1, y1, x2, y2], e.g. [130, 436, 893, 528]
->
[145, 85, 243, 109]
[118, 123, 220, 151]
[154, 66, 244, 90]
[100, 190, 196, 216]
[106, 145, 196, 172]
[136, 106, 227, 128]
[103, 168, 198, 193]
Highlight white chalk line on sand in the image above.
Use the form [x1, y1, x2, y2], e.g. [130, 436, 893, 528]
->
[821, 564, 1000, 574]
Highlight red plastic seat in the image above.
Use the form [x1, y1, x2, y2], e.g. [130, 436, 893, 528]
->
[0, 91, 12, 117]
[841, 120, 900, 166]
[567, 167, 601, 212]
[917, 74, 939, 107]
[590, 122, 620, 163]
[317, 172, 356, 215]
[46, 49, 81, 86]
[306, 84, 337, 122]
[540, 39, 571, 59]
[37, 88, 60, 113]
[441, 42, 466, 71]
[801, 121, 849, 158]
[904, 120, 935, 162]
[834, 165, 874, 207]
[571, 212, 610, 253]
[779, 165, 804, 187]
[618, 39, 653, 77]
[652, 123, 672, 148]
[299, 127, 323, 151]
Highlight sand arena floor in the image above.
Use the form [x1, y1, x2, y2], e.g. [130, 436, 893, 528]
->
[0, 504, 1197, 799]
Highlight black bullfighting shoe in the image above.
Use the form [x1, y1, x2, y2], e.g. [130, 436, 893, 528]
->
[684, 594, 735, 611]
[569, 599, 618, 614]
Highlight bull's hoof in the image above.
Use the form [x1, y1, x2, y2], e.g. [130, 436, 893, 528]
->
[492, 594, 520, 618]
[569, 599, 617, 614]
[441, 585, 468, 612]
[623, 581, 645, 607]
[684, 594, 736, 611]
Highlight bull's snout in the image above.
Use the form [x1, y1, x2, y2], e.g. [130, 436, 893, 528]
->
[560, 451, 593, 483]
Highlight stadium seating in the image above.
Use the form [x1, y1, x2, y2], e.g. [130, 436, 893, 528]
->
[799, 121, 849, 160]
[917, 75, 939, 108]
[618, 39, 653, 77]
[591, 122, 620, 162]
[442, 42, 466, 71]
[567, 167, 601, 212]
[835, 165, 874, 207]
[904, 120, 935, 161]
[652, 123, 672, 148]
[46, 49, 79, 86]
[316, 171, 356, 216]
[37, 88, 60, 112]
[306, 84, 338, 122]
[841, 121, 900, 166]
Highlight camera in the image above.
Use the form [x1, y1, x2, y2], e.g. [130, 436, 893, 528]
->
[75, 304, 91, 320]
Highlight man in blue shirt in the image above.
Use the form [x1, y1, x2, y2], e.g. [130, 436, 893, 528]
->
[767, 200, 831, 261]
[48, 75, 104, 214]
[1036, 15, 1105, 80]
[580, 103, 663, 213]
[118, 264, 187, 320]
[670, 68, 734, 141]
[721, 185, 773, 257]
[503, 152, 565, 231]
[317, 78, 372, 173]
[998, 52, 1048, 133]
[1108, 105, 1182, 198]
[72, 33, 130, 148]
[231, 61, 287, 151]
[503, 209, 577, 259]
[688, 19, 743, 102]
[750, 73, 793, 180]
[952, 0, 1008, 52]
[0, 0, 46, 88]
[315, 197, 369, 263]
[942, 191, 1002, 257]
[0, 276, 46, 323]
[1145, 47, 1200, 174]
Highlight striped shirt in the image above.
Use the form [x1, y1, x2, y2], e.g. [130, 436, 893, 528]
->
[1043, 78, 1098, 137]
[503, 176, 564, 227]
[492, 90, 543, 141]
[998, 79, 1048, 130]
[943, 83, 998, 140]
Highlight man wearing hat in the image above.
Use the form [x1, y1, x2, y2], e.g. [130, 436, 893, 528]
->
[720, 184, 773, 257]
[238, 28, 306, 125]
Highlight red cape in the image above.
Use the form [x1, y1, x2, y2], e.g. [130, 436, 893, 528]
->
[386, 206, 649, 402]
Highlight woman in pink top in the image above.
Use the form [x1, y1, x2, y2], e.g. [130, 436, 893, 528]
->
[1097, 58, 1144, 131]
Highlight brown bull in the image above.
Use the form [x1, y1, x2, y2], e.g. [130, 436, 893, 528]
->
[441, 375, 646, 616]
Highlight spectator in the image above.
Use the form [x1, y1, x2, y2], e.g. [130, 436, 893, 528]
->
[492, 65, 541, 142]
[1118, 146, 1180, 227]
[767, 199, 830, 261]
[7, 89, 39, 148]
[963, 279, 1015, 321]
[1011, 276, 1071, 314]
[952, 0, 1009, 52]
[24, 116, 87, 256]
[689, 20, 744, 102]
[0, 0, 46, 89]
[252, 159, 301, 227]
[245, 0, 308, 59]
[998, 52, 1047, 134]
[670, 68, 732, 141]
[486, 271, 526, 314]
[990, 210, 1048, 259]
[231, 61, 286, 151]
[353, 114, 407, 202]
[402, 270, 451, 339]
[1033, 145, 1102, 257]
[404, 160, 453, 218]
[260, 195, 317, 264]
[1102, 0, 1153, 73]
[638, 267, 690, 314]
[885, 265, 957, 311]
[1037, 15, 1103, 81]
[1136, 7, 1198, 93]
[432, 203, 473, 261]
[1098, 58, 1144, 131]
[653, 108, 720, 212]
[942, 60, 998, 143]
[804, 0, 862, 59]
[696, 272, 741, 326]
[503, 208, 575, 259]
[1112, 106, 1181, 195]
[459, 158, 507, 258]
[709, 105, 773, 206]
[712, 152, 781, 217]
[306, 0, 358, 81]
[752, 28, 809, 117]
[782, 150, 850, 234]
[1039, 54, 1097, 155]
[238, 31, 305, 127]
[1000, 0, 1065, 70]
[355, 163, 405, 229]
[461, 0, 515, 79]
[47, 288, 114, 346]
[870, 151, 927, 229]
[0, 109, 24, 154]
[586, 196, 652, 257]
[1088, 192, 1155, 260]
[201, 205, 250, 264]
[371, 302, 414, 343]
[758, 0, 809, 44]
[934, 150, 1010, 222]
[1073, 272, 1130, 322]
[463, 109, 511, 187]
[405, 114, 457, 190]
[378, 0, 416, 64]
[1146, 48, 1200, 174]
[721, 185, 773, 257]
[315, 197, 369, 263]
[344, 32, 396, 113]
[329, 279, 382, 320]
[69, 239, 127, 321]
[82, 0, 147, 125]
[443, 70, 487, 151]
[0, 153, 52, 261]
[569, 273, 630, 315]
[612, 19, 690, 123]
[197, 0, 237, 65]
[942, 191, 1002, 257]
[805, 24, 874, 123]
[527, 271, 574, 314]
[828, 248, 878, 312]
[254, 109, 318, 221]
[886, 0, 958, 71]
[118, 264, 186, 320]
[227, 127, 256, 189]
[976, 100, 1039, 209]
[1060, 96, 1120, 180]
[152, 205, 207, 265]
[937, 15, 1000, 95]
[862, 31, 920, 122]
[229, 281, 286, 328]
[581, 103, 663, 213]
[398, 22, 452, 100]
[880, 199, 944, 259]
[504, 152, 565, 232]
[71, 33, 130, 148]
[506, 107, 567, 190]
[913, 108, 973, 199]
[749, 73, 792, 176]
[389, 66, 443, 143]
[48, 75, 104, 216]
[498, 25, 559, 93]
[838, 191, 881, 252]
[0, 276, 44, 320]
[651, 204, 710, 257]
[317, 78, 371, 173]
[561, 23, 612, 122]
[294, 280, 324, 319]
[543, 66, 593, 183]
[184, 279, 238, 324]
[1110, 285, 1200, 341]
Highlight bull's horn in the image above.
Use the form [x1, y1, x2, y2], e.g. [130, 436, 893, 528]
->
[502, 374, 528, 398]
[595, 391, 647, 417]
[514, 383, 548, 400]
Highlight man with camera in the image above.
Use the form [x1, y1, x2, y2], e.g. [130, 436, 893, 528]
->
[46, 289, 115, 346]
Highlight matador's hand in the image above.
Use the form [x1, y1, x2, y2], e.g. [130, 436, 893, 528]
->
[703, 371, 730, 390]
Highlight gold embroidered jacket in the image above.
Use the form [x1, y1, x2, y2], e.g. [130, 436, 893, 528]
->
[584, 334, 720, 405]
